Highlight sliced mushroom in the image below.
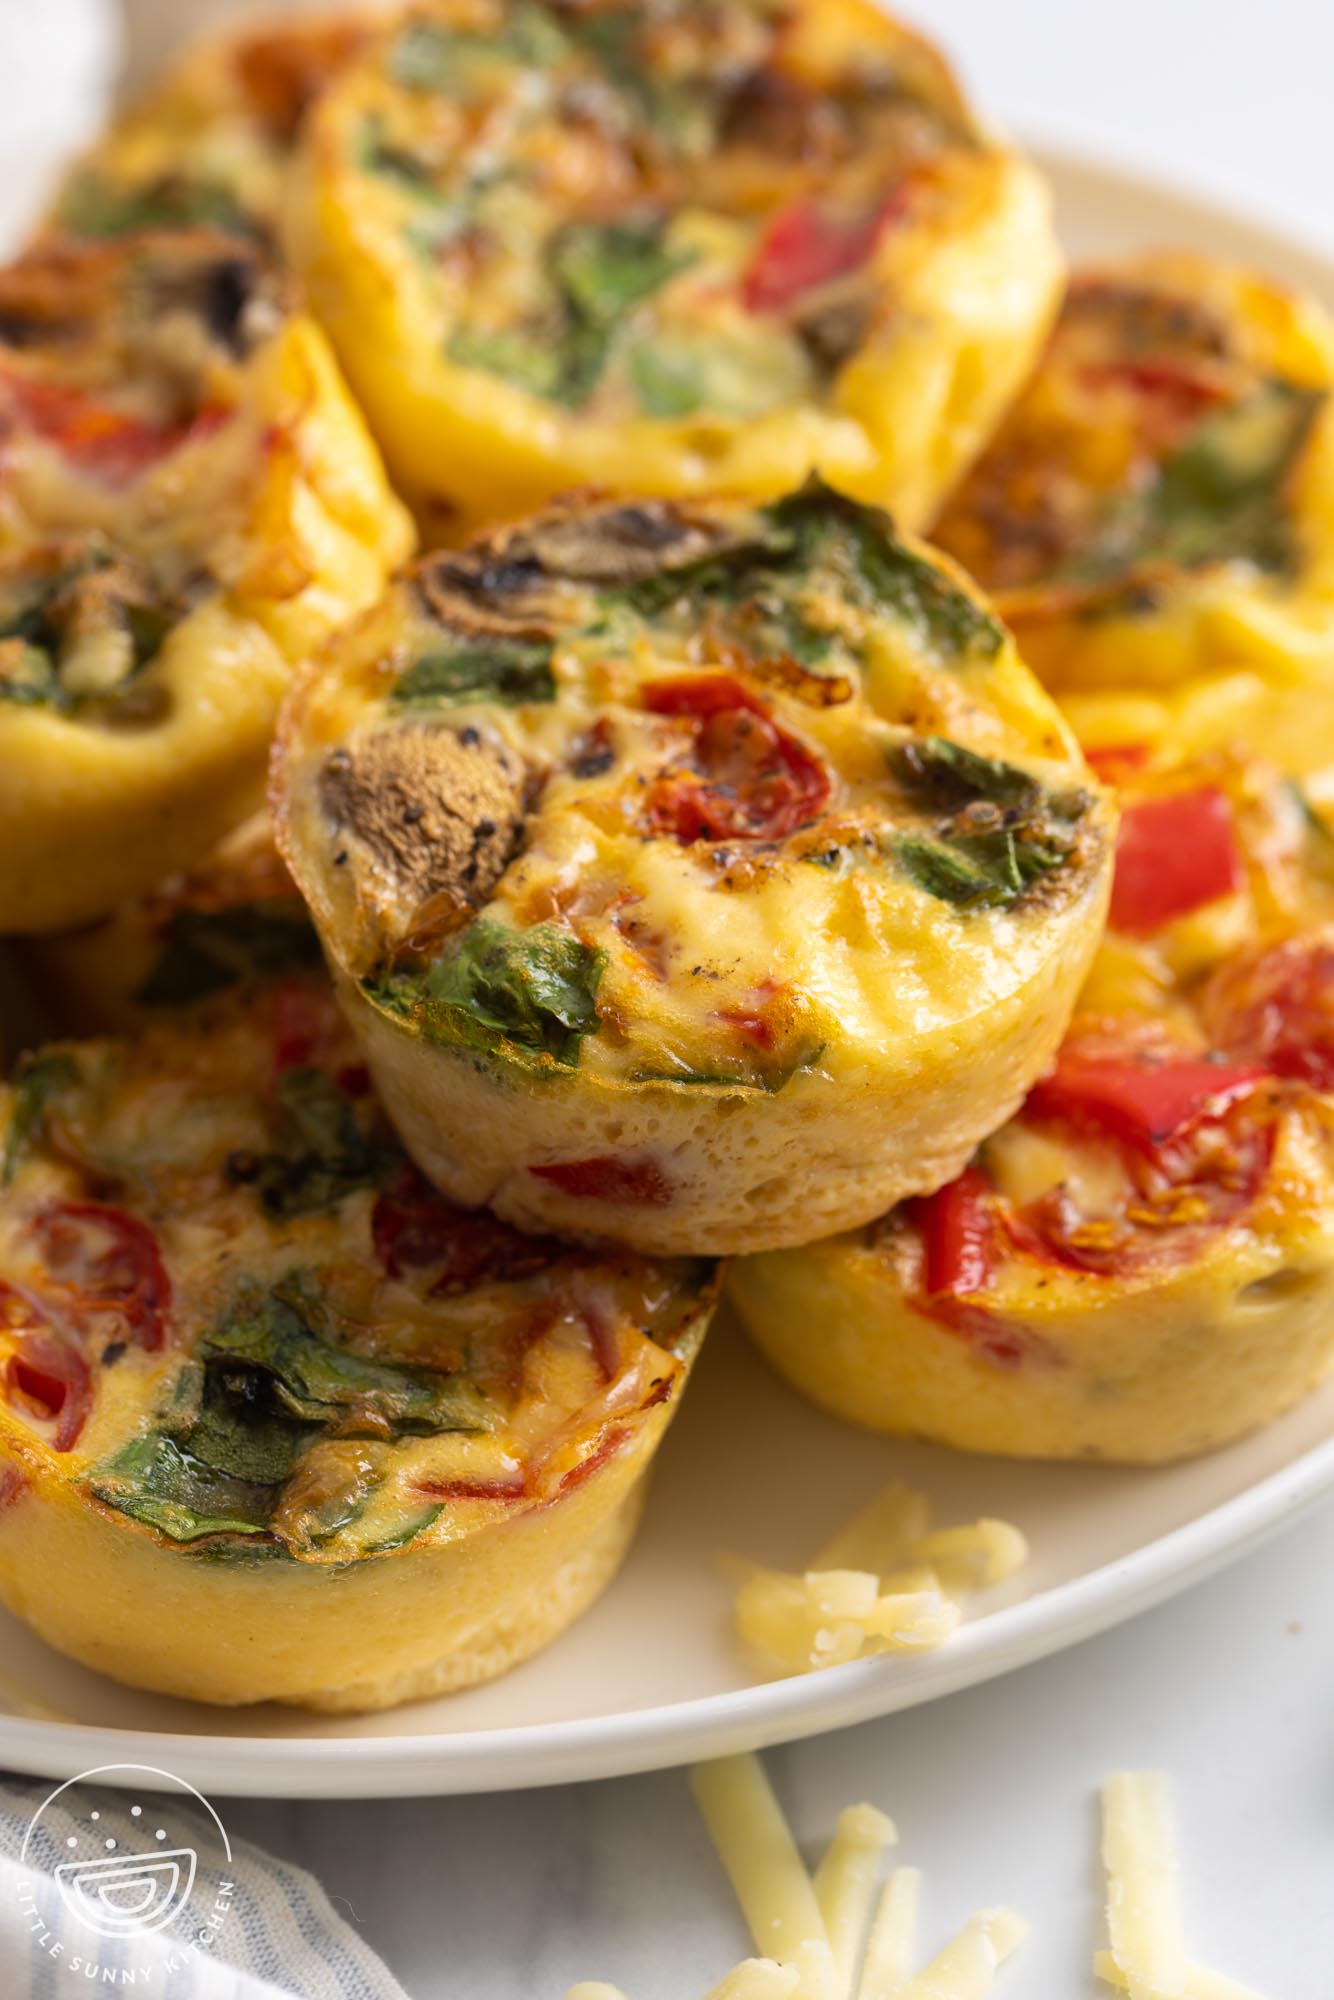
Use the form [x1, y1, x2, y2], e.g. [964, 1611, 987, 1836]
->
[320, 722, 528, 972]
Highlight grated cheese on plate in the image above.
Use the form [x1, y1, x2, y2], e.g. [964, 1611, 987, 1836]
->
[729, 1482, 1028, 1676]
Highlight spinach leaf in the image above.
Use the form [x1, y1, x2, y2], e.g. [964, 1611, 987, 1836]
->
[630, 1042, 826, 1094]
[354, 1503, 443, 1556]
[567, 12, 718, 157]
[767, 481, 1005, 663]
[0, 548, 172, 709]
[448, 219, 690, 409]
[596, 481, 999, 669]
[232, 1068, 388, 1220]
[888, 736, 1048, 814]
[387, 7, 569, 90]
[3, 1052, 78, 1183]
[893, 825, 1074, 909]
[391, 631, 555, 708]
[0, 642, 59, 708]
[446, 323, 573, 401]
[57, 170, 252, 240]
[135, 904, 322, 1008]
[203, 1288, 490, 1435]
[549, 221, 693, 332]
[1075, 378, 1323, 584]
[88, 1432, 278, 1542]
[417, 920, 604, 1065]
[889, 733, 1089, 910]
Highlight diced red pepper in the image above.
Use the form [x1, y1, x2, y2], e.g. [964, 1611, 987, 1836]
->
[529, 1156, 673, 1206]
[5, 1330, 92, 1451]
[1023, 1026, 1268, 1151]
[742, 192, 904, 314]
[903, 1167, 1029, 1365]
[642, 674, 830, 845]
[1205, 935, 1334, 1093]
[30, 1201, 171, 1351]
[907, 1164, 996, 1299]
[1109, 787, 1243, 936]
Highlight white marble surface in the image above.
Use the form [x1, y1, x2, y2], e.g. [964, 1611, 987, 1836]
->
[7, 1, 1334, 1993]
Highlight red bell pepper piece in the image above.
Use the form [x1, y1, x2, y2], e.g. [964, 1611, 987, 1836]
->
[742, 193, 903, 314]
[1024, 1032, 1268, 1151]
[1109, 786, 1243, 936]
[908, 1164, 996, 1298]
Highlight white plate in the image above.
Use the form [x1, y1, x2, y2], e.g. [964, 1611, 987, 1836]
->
[5, 145, 1334, 1799]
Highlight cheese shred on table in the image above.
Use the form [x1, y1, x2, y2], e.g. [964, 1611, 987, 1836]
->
[1098, 1775, 1269, 2000]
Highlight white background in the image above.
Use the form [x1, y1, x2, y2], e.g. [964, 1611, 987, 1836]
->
[8, 1, 1334, 1992]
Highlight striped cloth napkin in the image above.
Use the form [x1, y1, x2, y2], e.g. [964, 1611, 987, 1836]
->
[0, 1772, 409, 2000]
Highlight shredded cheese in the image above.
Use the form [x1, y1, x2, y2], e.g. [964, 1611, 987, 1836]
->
[856, 1869, 921, 2000]
[1098, 1774, 1268, 1999]
[690, 1755, 836, 1989]
[1094, 1951, 1268, 2000]
[813, 1484, 933, 1574]
[730, 1483, 1027, 1677]
[1102, 1775, 1189, 2000]
[688, 1754, 1024, 2000]
[892, 1912, 1027, 2000]
[814, 1804, 898, 1995]
[703, 1962, 802, 2000]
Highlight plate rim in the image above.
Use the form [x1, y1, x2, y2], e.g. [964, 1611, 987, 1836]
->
[6, 139, 1334, 1798]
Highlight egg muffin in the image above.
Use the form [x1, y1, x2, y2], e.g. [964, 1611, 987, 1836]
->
[41, 9, 381, 251]
[0, 978, 718, 1709]
[272, 482, 1114, 1256]
[933, 253, 1334, 774]
[731, 746, 1334, 1462]
[283, 0, 1062, 540]
[0, 231, 414, 933]
[19, 813, 319, 1037]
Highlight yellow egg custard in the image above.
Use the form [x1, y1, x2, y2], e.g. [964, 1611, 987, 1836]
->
[273, 483, 1114, 1256]
[933, 252, 1334, 775]
[283, 0, 1061, 539]
[0, 979, 718, 1709]
[0, 231, 414, 933]
[732, 744, 1334, 1462]
[41, 9, 381, 251]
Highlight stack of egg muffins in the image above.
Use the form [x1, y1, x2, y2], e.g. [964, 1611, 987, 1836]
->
[2, 0, 1333, 1712]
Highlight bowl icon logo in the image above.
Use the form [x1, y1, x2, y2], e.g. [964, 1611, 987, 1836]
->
[54, 1843, 198, 1939]
[20, 1763, 231, 1950]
